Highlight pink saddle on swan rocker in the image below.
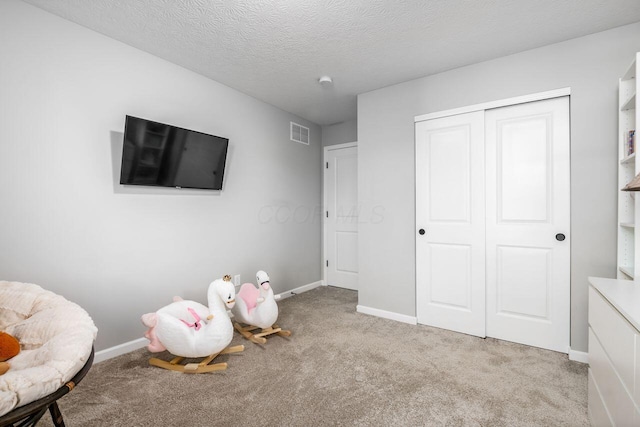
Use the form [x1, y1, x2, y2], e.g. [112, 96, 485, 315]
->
[237, 283, 261, 314]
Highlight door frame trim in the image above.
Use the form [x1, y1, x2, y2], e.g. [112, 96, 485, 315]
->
[414, 87, 571, 123]
[323, 142, 358, 285]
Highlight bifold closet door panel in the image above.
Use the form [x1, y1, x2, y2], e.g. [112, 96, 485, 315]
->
[415, 111, 486, 338]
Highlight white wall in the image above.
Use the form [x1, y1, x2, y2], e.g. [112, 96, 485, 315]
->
[358, 22, 640, 353]
[322, 119, 358, 146]
[0, 0, 322, 351]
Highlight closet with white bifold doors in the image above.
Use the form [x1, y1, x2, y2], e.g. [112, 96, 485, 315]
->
[415, 92, 571, 353]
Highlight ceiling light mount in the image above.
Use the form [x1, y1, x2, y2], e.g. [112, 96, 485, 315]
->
[318, 75, 333, 86]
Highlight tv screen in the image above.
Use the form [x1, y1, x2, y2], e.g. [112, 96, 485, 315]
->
[120, 116, 229, 190]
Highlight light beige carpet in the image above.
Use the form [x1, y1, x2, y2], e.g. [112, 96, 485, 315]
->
[40, 286, 587, 426]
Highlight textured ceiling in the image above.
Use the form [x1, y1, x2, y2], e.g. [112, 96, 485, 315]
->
[21, 0, 640, 125]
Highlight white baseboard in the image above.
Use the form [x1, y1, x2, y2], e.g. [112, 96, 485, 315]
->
[94, 337, 148, 364]
[569, 348, 589, 364]
[356, 305, 417, 325]
[95, 280, 325, 363]
[276, 280, 325, 300]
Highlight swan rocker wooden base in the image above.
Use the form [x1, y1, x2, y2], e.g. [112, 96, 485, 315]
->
[233, 323, 291, 344]
[149, 344, 244, 373]
[232, 271, 291, 345]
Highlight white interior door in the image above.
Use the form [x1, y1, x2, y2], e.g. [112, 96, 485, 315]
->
[325, 143, 358, 290]
[485, 97, 570, 353]
[416, 112, 486, 337]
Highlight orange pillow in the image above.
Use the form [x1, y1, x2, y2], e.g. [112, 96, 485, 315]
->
[0, 332, 20, 362]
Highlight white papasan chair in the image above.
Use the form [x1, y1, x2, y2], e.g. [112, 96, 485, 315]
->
[0, 281, 97, 426]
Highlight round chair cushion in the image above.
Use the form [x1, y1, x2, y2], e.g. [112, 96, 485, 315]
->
[0, 281, 97, 416]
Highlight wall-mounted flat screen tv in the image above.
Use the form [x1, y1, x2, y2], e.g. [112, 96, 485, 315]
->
[120, 116, 229, 190]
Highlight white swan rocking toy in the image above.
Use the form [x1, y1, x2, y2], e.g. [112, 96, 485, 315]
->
[232, 270, 291, 344]
[141, 275, 244, 373]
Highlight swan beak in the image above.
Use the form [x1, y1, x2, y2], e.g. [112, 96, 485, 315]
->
[226, 299, 236, 309]
[206, 314, 214, 321]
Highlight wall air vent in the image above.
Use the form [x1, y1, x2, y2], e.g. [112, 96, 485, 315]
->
[290, 122, 310, 145]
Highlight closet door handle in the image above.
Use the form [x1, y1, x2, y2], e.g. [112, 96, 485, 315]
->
[555, 233, 566, 241]
[418, 229, 426, 236]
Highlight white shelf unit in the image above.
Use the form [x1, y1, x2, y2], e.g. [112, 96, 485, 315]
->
[621, 152, 636, 165]
[618, 53, 639, 279]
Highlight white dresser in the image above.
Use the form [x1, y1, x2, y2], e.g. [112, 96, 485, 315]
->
[588, 277, 640, 426]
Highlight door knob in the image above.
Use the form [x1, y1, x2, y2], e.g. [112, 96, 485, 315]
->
[555, 233, 566, 241]
[418, 229, 426, 235]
